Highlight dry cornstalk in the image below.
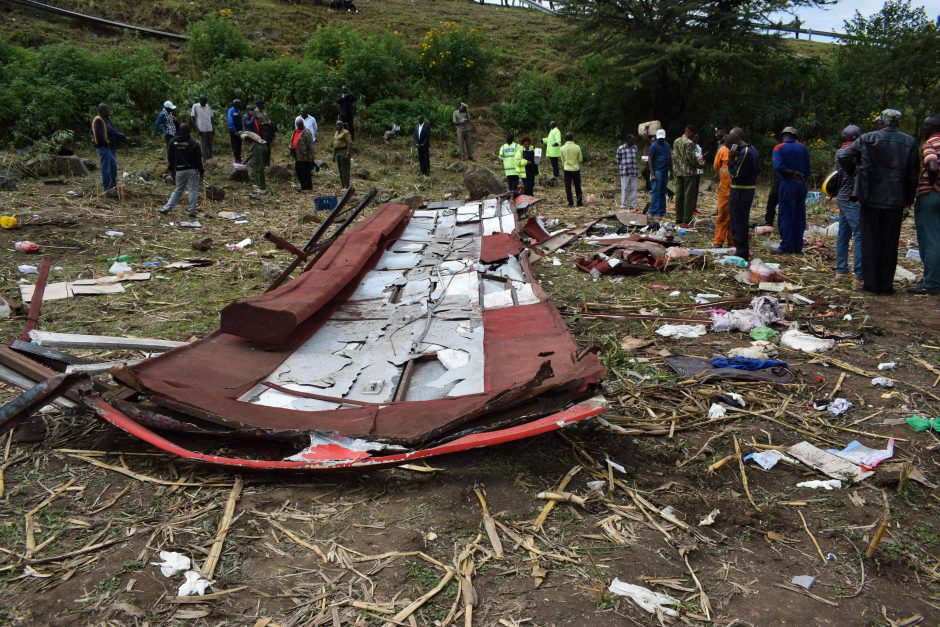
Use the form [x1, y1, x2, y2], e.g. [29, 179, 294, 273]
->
[201, 476, 244, 579]
[706, 454, 738, 473]
[381, 567, 456, 627]
[532, 466, 581, 531]
[797, 510, 827, 563]
[473, 487, 503, 558]
[733, 436, 760, 511]
[865, 517, 890, 559]
[535, 491, 586, 505]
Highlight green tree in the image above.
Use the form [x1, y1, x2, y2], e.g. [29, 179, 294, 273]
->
[186, 16, 252, 70]
[835, 0, 940, 133]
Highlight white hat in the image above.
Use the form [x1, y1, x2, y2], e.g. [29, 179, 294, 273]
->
[655, 129, 666, 139]
[163, 100, 176, 110]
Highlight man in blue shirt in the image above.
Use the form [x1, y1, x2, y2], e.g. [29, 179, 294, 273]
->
[90, 103, 133, 191]
[227, 99, 244, 164]
[648, 129, 672, 217]
[772, 126, 811, 253]
[727, 127, 759, 261]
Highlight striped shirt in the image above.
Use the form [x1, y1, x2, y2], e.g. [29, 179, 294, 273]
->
[616, 144, 638, 177]
[918, 132, 940, 197]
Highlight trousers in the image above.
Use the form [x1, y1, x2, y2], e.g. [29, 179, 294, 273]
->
[674, 175, 697, 224]
[250, 144, 267, 189]
[777, 177, 807, 252]
[199, 131, 214, 159]
[295, 160, 314, 190]
[713, 170, 732, 246]
[163, 168, 200, 214]
[860, 203, 903, 294]
[456, 129, 473, 160]
[730, 187, 755, 261]
[836, 199, 862, 279]
[650, 169, 669, 216]
[506, 174, 519, 193]
[914, 192, 940, 291]
[620, 175, 637, 209]
[549, 156, 559, 178]
[417, 144, 430, 175]
[97, 146, 117, 190]
[335, 150, 351, 187]
[230, 131, 242, 162]
[564, 170, 583, 206]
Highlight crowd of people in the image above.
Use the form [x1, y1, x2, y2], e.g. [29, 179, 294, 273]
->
[89, 98, 940, 298]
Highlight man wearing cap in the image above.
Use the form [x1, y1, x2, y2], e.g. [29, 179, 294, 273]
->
[254, 99, 275, 166]
[190, 95, 215, 160]
[772, 126, 811, 254]
[834, 125, 863, 285]
[727, 127, 758, 261]
[648, 129, 672, 218]
[672, 125, 699, 226]
[155, 100, 179, 175]
[453, 103, 474, 161]
[161, 123, 204, 217]
[908, 114, 940, 295]
[227, 99, 244, 164]
[838, 109, 919, 295]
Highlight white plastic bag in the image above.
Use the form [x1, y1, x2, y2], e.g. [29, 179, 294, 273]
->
[608, 579, 679, 617]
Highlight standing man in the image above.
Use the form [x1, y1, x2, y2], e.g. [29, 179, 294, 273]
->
[672, 125, 699, 227]
[712, 133, 733, 247]
[291, 118, 317, 192]
[295, 107, 319, 142]
[616, 134, 638, 210]
[543, 121, 562, 178]
[909, 114, 940, 295]
[254, 100, 275, 166]
[336, 86, 357, 140]
[648, 129, 672, 218]
[155, 100, 178, 175]
[161, 123, 204, 217]
[515, 136, 539, 196]
[726, 127, 758, 261]
[190, 94, 215, 160]
[227, 99, 244, 164]
[559, 132, 583, 207]
[452, 103, 474, 161]
[772, 126, 811, 253]
[333, 120, 353, 188]
[239, 128, 268, 190]
[833, 124, 863, 285]
[244, 103, 261, 136]
[91, 103, 132, 191]
[498, 133, 520, 192]
[838, 109, 919, 295]
[414, 115, 431, 176]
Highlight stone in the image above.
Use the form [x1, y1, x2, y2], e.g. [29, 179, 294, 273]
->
[203, 158, 218, 171]
[266, 164, 291, 181]
[260, 261, 282, 281]
[163, 175, 175, 185]
[353, 167, 370, 180]
[54, 155, 88, 176]
[374, 189, 395, 204]
[20, 155, 57, 178]
[134, 170, 154, 182]
[388, 194, 424, 210]
[225, 166, 251, 182]
[81, 158, 97, 171]
[0, 175, 17, 192]
[315, 160, 328, 170]
[205, 185, 225, 201]
[463, 164, 503, 200]
[301, 211, 324, 224]
[191, 237, 213, 252]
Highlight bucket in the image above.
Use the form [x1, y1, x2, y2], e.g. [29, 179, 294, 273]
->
[314, 195, 337, 211]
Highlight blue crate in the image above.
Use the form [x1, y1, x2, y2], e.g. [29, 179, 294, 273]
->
[314, 195, 337, 211]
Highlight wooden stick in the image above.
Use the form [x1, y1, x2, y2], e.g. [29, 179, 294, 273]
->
[535, 491, 586, 505]
[829, 372, 846, 399]
[167, 585, 248, 604]
[797, 510, 827, 563]
[733, 436, 760, 511]
[67, 454, 232, 487]
[682, 552, 712, 620]
[532, 466, 580, 531]
[270, 520, 328, 563]
[382, 568, 456, 627]
[201, 477, 244, 579]
[473, 487, 503, 558]
[865, 517, 890, 559]
[707, 454, 738, 473]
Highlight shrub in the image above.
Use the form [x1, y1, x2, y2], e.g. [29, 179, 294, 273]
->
[186, 16, 251, 69]
[360, 97, 450, 137]
[304, 24, 363, 67]
[418, 23, 491, 97]
[496, 71, 555, 135]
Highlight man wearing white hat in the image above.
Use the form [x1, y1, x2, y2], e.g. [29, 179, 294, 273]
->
[155, 100, 179, 175]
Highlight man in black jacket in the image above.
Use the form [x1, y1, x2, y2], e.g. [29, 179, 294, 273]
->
[727, 127, 759, 261]
[337, 86, 357, 140]
[838, 109, 920, 295]
[414, 115, 431, 176]
[160, 124, 204, 217]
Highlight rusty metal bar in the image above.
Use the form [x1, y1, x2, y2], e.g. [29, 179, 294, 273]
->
[302, 188, 378, 273]
[0, 372, 88, 436]
[19, 256, 51, 342]
[263, 231, 308, 261]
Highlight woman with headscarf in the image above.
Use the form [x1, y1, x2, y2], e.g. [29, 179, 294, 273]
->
[291, 118, 317, 191]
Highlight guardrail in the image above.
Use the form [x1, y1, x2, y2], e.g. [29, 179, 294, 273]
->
[1, 0, 189, 40]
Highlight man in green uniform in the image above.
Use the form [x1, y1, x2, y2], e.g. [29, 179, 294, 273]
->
[543, 121, 562, 178]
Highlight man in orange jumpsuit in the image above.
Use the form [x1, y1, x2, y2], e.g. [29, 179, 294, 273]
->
[712, 130, 733, 246]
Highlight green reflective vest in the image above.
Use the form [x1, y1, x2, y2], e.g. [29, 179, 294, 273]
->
[498, 142, 519, 176]
[543, 127, 562, 158]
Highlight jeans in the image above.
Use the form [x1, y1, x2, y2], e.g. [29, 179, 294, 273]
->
[836, 199, 862, 279]
[650, 169, 669, 216]
[97, 146, 117, 190]
[163, 169, 200, 214]
[564, 170, 582, 206]
[915, 191, 940, 291]
[620, 174, 637, 209]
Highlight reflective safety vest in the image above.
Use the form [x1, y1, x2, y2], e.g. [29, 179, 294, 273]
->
[543, 127, 562, 158]
[498, 142, 519, 176]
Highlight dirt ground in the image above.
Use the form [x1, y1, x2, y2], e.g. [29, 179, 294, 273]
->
[0, 134, 939, 626]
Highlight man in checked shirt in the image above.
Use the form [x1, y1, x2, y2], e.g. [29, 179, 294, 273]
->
[616, 135, 639, 210]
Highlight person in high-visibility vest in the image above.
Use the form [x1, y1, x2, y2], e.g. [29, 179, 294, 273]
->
[543, 121, 562, 178]
[515, 136, 539, 195]
[498, 133, 520, 192]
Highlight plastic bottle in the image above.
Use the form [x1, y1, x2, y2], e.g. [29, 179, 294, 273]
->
[106, 254, 134, 263]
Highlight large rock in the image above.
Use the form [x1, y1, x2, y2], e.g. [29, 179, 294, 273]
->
[389, 194, 424, 210]
[225, 166, 251, 182]
[205, 184, 225, 201]
[0, 175, 17, 191]
[20, 155, 56, 178]
[55, 156, 88, 176]
[463, 164, 503, 200]
[266, 164, 291, 181]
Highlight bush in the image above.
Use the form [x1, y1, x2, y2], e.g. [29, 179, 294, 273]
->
[418, 23, 491, 97]
[360, 97, 450, 137]
[186, 16, 251, 69]
[496, 71, 555, 135]
[304, 24, 363, 67]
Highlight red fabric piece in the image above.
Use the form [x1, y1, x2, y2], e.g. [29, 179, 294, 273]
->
[480, 233, 524, 263]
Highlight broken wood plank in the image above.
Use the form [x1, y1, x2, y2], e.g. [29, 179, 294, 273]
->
[29, 330, 186, 352]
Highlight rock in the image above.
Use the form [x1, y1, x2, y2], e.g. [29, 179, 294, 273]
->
[389, 194, 424, 210]
[315, 160, 328, 170]
[266, 164, 291, 181]
[81, 158, 97, 171]
[134, 170, 154, 182]
[105, 186, 131, 199]
[260, 261, 282, 281]
[374, 189, 395, 204]
[191, 237, 213, 252]
[205, 185, 225, 201]
[301, 211, 324, 224]
[163, 175, 175, 185]
[54, 155, 88, 176]
[0, 175, 17, 192]
[463, 164, 503, 200]
[203, 158, 218, 172]
[225, 166, 251, 182]
[20, 155, 57, 178]
[353, 167, 370, 180]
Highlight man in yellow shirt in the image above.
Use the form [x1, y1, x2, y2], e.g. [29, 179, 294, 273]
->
[559, 133, 583, 207]
[498, 133, 520, 192]
[543, 121, 562, 178]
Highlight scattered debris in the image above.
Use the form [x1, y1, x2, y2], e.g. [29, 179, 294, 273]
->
[797, 479, 842, 490]
[655, 324, 707, 339]
[788, 441, 874, 482]
[153, 551, 191, 577]
[608, 579, 679, 617]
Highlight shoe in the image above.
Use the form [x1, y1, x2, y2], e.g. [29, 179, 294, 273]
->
[907, 285, 940, 295]
[835, 272, 850, 279]
[159, 207, 171, 214]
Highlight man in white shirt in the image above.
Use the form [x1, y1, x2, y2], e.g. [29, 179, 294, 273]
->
[294, 107, 319, 142]
[189, 95, 215, 159]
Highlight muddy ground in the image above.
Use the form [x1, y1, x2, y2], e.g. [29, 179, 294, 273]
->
[0, 137, 938, 626]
